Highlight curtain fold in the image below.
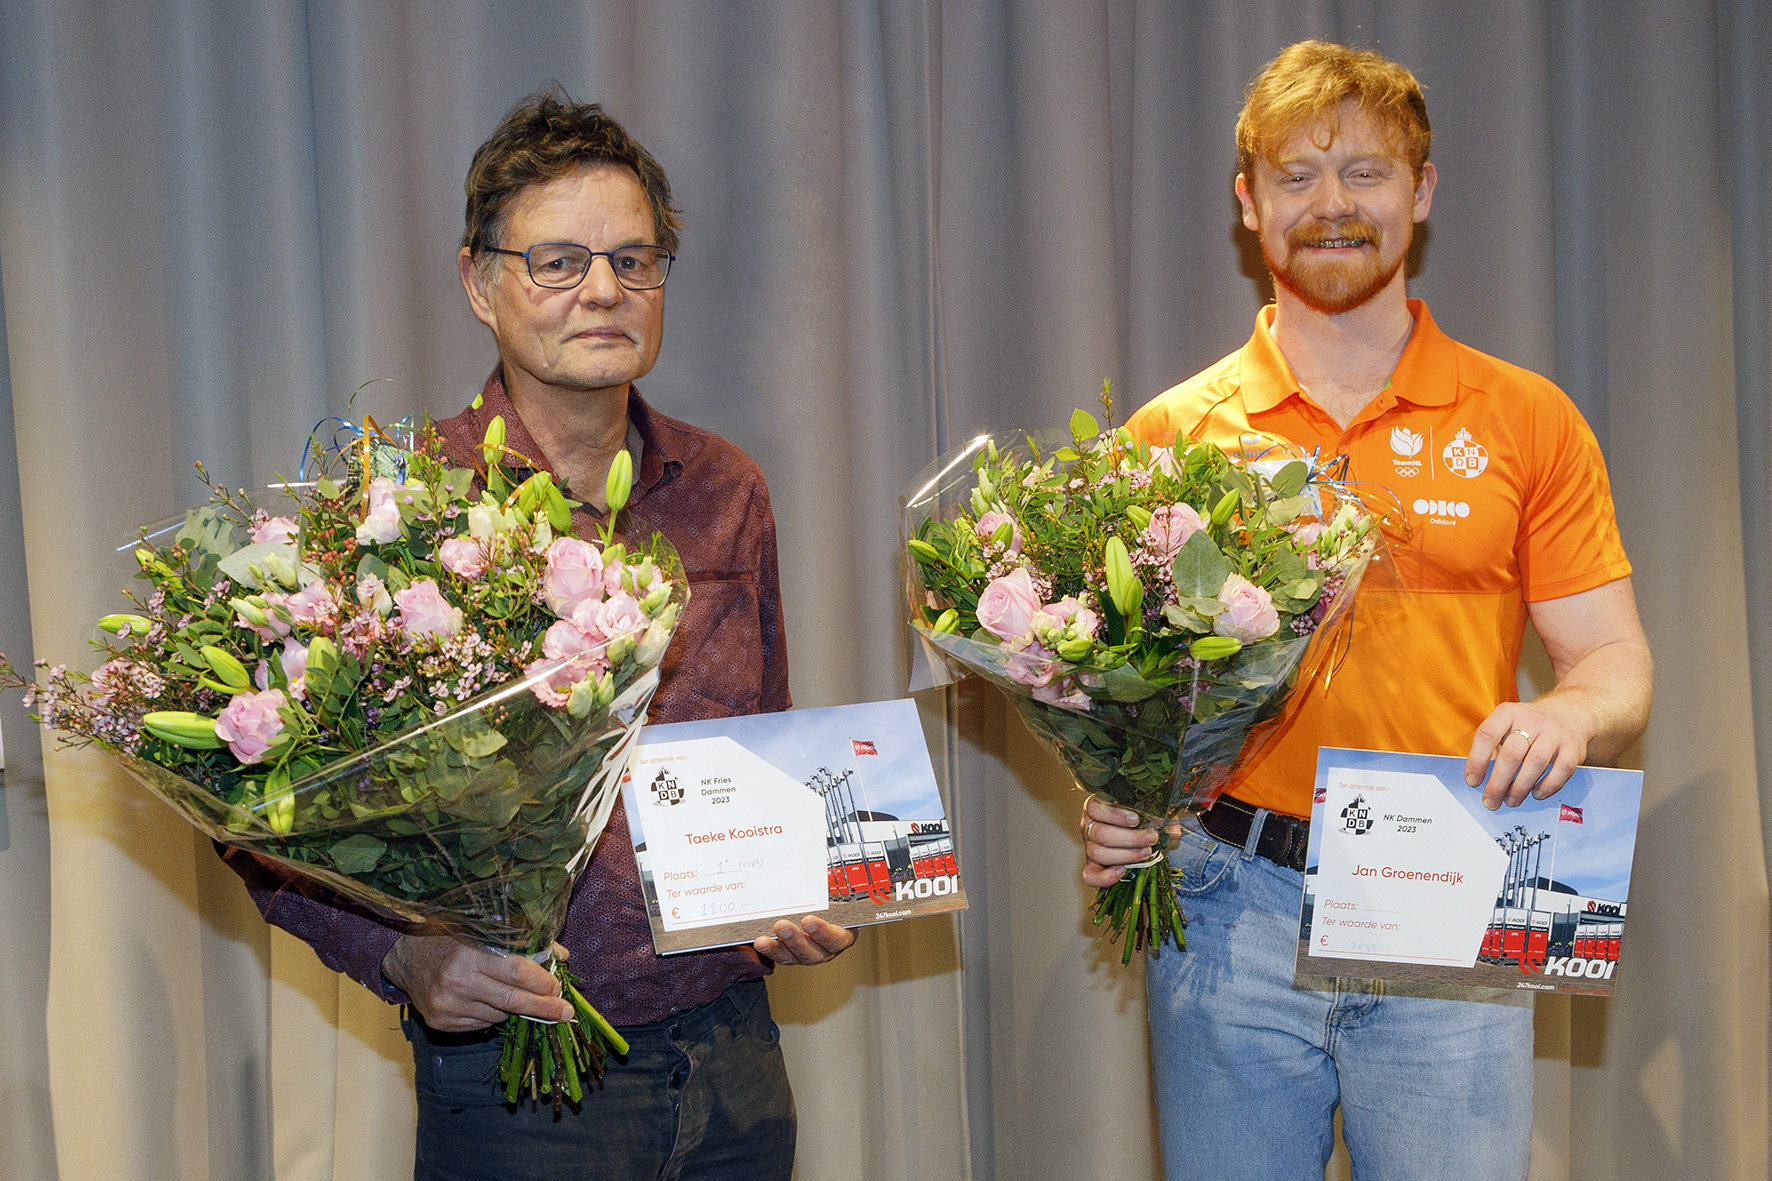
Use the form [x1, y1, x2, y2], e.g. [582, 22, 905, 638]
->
[0, 3, 1765, 1178]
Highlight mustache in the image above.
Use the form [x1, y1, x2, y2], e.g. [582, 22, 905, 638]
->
[1286, 220, 1383, 250]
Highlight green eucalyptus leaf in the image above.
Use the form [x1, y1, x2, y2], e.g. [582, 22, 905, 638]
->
[329, 834, 387, 874]
[1268, 460, 1309, 497]
[1171, 531, 1230, 598]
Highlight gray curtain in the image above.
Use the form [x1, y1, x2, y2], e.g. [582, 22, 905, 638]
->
[0, 2, 1765, 1179]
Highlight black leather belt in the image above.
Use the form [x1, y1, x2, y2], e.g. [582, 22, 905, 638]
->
[1199, 795, 1310, 872]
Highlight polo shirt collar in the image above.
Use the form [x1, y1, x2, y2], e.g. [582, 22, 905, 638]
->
[1238, 299, 1460, 414]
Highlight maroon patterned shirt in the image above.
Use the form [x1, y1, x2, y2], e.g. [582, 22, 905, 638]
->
[228, 370, 788, 1025]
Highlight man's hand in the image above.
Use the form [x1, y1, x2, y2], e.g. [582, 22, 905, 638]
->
[382, 935, 574, 1031]
[1080, 795, 1170, 888]
[1465, 578, 1652, 809]
[753, 916, 854, 965]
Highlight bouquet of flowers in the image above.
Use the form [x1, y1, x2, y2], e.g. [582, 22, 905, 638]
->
[904, 399, 1382, 962]
[1, 413, 684, 1105]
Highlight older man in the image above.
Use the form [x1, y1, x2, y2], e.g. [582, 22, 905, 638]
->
[234, 93, 851, 1181]
[1083, 42, 1651, 1181]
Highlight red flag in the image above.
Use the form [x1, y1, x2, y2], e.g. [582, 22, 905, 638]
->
[852, 739, 878, 756]
[1559, 803, 1584, 824]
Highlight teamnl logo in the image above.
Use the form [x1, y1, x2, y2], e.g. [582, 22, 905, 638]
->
[1389, 426, 1425, 477]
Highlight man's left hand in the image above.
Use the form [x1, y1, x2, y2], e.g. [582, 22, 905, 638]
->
[1463, 577, 1652, 810]
[754, 916, 854, 965]
[1463, 697, 1591, 809]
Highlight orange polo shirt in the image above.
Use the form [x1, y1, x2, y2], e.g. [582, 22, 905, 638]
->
[1127, 301, 1631, 818]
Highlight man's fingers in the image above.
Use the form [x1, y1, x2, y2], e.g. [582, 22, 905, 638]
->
[1083, 861, 1127, 889]
[756, 917, 851, 965]
[800, 916, 855, 955]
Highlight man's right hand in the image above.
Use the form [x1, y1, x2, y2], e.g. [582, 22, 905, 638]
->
[381, 935, 574, 1031]
[1080, 796, 1172, 889]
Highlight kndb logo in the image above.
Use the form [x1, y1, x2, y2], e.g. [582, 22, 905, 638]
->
[1443, 428, 1489, 478]
[649, 768, 685, 806]
[1413, 498, 1470, 518]
[895, 875, 959, 901]
[1340, 795, 1374, 835]
[1390, 426, 1424, 458]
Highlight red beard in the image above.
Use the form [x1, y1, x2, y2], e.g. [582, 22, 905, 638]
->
[1266, 218, 1406, 315]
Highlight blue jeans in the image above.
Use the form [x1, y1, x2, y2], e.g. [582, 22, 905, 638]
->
[406, 979, 795, 1181]
[1146, 815, 1535, 1181]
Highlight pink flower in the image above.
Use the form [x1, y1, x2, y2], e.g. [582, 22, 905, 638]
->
[1003, 639, 1058, 688]
[1142, 503, 1207, 560]
[542, 617, 606, 662]
[252, 516, 299, 544]
[1033, 596, 1099, 638]
[438, 537, 489, 581]
[214, 688, 287, 764]
[355, 478, 403, 544]
[280, 641, 309, 699]
[603, 558, 663, 598]
[523, 657, 581, 707]
[1033, 679, 1092, 710]
[90, 659, 132, 706]
[976, 568, 1042, 640]
[1287, 519, 1326, 547]
[587, 591, 647, 641]
[543, 537, 606, 616]
[974, 511, 1022, 556]
[394, 579, 463, 639]
[284, 580, 340, 628]
[1215, 574, 1280, 642]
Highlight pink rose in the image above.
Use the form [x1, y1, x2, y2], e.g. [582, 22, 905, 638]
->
[280, 641, 309, 699]
[251, 516, 299, 544]
[1142, 503, 1206, 559]
[976, 568, 1042, 640]
[214, 688, 287, 764]
[543, 537, 606, 616]
[974, 511, 1022, 556]
[1214, 574, 1280, 642]
[394, 579, 463, 639]
[284, 580, 340, 628]
[355, 477, 403, 544]
[439, 537, 489, 581]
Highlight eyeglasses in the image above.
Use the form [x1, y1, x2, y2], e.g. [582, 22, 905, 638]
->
[482, 243, 675, 291]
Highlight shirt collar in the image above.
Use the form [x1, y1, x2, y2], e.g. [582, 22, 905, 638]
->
[468, 368, 683, 499]
[1237, 299, 1459, 415]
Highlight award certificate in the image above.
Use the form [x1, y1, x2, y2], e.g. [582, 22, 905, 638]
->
[1294, 748, 1643, 996]
[624, 698, 966, 954]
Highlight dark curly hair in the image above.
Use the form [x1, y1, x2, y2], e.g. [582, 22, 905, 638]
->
[462, 88, 682, 259]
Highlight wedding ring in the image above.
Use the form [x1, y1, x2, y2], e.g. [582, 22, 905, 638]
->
[1510, 728, 1533, 744]
[1085, 820, 1097, 843]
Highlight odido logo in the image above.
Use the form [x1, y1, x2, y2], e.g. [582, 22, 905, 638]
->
[1443, 428, 1488, 478]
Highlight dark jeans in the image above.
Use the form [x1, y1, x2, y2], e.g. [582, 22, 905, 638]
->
[406, 979, 795, 1181]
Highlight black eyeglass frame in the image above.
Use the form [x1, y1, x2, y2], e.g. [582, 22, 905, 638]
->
[481, 242, 676, 291]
